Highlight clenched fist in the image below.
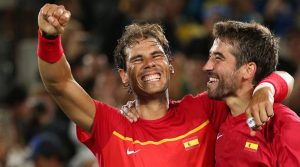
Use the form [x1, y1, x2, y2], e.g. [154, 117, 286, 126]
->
[38, 4, 71, 36]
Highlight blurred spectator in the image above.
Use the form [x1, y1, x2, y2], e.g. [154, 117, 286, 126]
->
[26, 84, 76, 163]
[4, 84, 31, 145]
[29, 132, 67, 167]
[0, 108, 16, 167]
[181, 38, 209, 96]
[92, 70, 129, 107]
[263, 0, 296, 36]
[228, 0, 263, 22]
[282, 27, 300, 114]
[168, 53, 187, 99]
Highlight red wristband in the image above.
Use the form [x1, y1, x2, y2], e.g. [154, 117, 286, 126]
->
[37, 31, 64, 63]
[259, 72, 288, 102]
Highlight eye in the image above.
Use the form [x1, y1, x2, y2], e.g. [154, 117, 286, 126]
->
[130, 56, 143, 63]
[215, 54, 223, 60]
[153, 54, 163, 59]
[133, 57, 142, 63]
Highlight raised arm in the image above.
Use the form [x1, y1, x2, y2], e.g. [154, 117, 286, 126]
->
[38, 4, 95, 132]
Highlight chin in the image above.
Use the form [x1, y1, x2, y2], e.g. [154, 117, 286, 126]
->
[207, 91, 223, 100]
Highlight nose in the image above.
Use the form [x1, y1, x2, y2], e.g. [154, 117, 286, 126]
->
[144, 57, 156, 68]
[202, 58, 214, 72]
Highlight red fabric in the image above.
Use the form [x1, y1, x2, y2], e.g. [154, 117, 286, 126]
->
[76, 92, 228, 167]
[259, 72, 288, 102]
[37, 31, 64, 63]
[215, 103, 300, 167]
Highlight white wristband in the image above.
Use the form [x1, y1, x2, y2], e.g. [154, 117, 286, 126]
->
[253, 82, 275, 96]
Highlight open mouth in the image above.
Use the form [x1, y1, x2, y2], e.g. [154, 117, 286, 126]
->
[208, 77, 218, 83]
[207, 76, 219, 86]
[142, 73, 161, 82]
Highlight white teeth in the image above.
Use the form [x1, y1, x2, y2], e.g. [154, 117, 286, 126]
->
[144, 74, 160, 82]
[209, 77, 218, 82]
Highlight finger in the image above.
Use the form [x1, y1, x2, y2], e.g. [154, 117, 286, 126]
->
[120, 106, 128, 116]
[249, 125, 261, 136]
[129, 104, 139, 122]
[254, 125, 262, 131]
[266, 102, 274, 118]
[127, 118, 133, 123]
[45, 4, 57, 18]
[47, 16, 60, 27]
[252, 107, 263, 127]
[133, 112, 139, 122]
[250, 129, 256, 136]
[40, 3, 51, 16]
[259, 103, 269, 123]
[126, 111, 138, 122]
[59, 10, 71, 26]
[53, 5, 65, 18]
[40, 6, 53, 23]
[46, 5, 61, 24]
[245, 108, 252, 119]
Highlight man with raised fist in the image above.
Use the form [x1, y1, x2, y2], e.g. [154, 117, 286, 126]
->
[37, 4, 292, 167]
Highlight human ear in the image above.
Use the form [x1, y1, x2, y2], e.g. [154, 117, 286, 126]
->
[169, 64, 175, 74]
[243, 62, 256, 79]
[118, 69, 129, 86]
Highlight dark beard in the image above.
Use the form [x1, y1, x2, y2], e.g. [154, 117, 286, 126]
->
[207, 76, 237, 100]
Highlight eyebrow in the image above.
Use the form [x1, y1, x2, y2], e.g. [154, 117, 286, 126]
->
[129, 55, 142, 62]
[129, 50, 165, 61]
[209, 51, 225, 58]
[151, 50, 164, 55]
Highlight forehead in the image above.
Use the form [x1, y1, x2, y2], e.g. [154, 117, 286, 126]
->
[125, 37, 164, 58]
[210, 38, 235, 57]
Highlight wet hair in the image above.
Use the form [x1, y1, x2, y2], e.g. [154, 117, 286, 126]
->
[114, 23, 171, 71]
[213, 21, 279, 84]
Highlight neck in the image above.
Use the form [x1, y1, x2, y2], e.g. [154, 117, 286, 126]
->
[134, 91, 170, 120]
[224, 84, 254, 116]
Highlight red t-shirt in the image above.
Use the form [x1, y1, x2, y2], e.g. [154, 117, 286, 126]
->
[215, 103, 300, 167]
[77, 92, 228, 167]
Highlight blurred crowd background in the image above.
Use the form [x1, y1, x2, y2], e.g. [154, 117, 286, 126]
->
[0, 0, 300, 166]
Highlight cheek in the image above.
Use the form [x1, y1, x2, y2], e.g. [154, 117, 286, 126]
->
[127, 65, 139, 83]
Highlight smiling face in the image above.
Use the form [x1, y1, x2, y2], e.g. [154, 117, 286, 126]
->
[119, 37, 173, 98]
[203, 38, 242, 100]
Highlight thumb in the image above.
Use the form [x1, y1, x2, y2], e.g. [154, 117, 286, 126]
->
[250, 129, 256, 136]
[245, 108, 252, 120]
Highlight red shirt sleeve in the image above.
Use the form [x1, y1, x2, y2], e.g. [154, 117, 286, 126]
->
[272, 104, 300, 166]
[76, 100, 123, 154]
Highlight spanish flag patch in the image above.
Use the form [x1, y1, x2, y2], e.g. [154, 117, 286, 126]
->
[183, 136, 199, 150]
[244, 139, 259, 152]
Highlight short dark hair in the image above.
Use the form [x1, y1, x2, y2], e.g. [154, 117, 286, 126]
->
[114, 23, 171, 70]
[213, 21, 279, 84]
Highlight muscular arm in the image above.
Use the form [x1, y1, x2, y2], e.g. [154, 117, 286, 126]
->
[38, 4, 95, 132]
[39, 55, 95, 132]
